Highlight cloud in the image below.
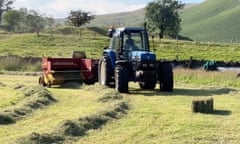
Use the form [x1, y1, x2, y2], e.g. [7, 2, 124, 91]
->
[13, 0, 146, 18]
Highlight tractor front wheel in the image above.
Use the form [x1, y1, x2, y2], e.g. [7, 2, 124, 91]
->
[98, 57, 114, 87]
[99, 59, 108, 86]
[115, 65, 128, 93]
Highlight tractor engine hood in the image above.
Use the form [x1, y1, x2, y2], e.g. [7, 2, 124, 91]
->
[131, 51, 156, 61]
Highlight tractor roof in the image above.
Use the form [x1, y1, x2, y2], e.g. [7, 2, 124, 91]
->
[115, 27, 145, 33]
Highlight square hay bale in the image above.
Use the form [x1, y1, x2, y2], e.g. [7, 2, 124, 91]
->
[192, 98, 214, 114]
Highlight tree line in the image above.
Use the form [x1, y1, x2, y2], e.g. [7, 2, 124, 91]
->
[2, 8, 55, 36]
[0, 0, 184, 39]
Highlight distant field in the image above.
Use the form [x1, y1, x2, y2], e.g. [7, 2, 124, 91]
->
[0, 30, 107, 58]
[0, 28, 239, 67]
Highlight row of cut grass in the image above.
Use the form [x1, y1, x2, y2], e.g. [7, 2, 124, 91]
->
[0, 75, 128, 144]
[0, 86, 24, 109]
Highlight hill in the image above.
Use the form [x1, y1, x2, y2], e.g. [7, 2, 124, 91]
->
[85, 0, 240, 43]
[87, 8, 145, 27]
[86, 3, 196, 28]
[181, 0, 240, 43]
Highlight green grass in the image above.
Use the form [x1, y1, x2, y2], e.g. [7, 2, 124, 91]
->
[0, 28, 107, 58]
[0, 27, 239, 73]
[1, 69, 240, 143]
[174, 68, 240, 88]
[77, 87, 240, 144]
[152, 39, 240, 62]
[0, 29, 240, 63]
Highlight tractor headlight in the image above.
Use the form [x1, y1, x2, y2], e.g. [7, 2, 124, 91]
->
[133, 56, 140, 61]
[142, 63, 148, 68]
[149, 63, 155, 68]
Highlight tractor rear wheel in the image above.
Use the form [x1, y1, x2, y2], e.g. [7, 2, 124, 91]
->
[139, 81, 156, 90]
[115, 65, 128, 93]
[158, 62, 173, 92]
[84, 79, 95, 85]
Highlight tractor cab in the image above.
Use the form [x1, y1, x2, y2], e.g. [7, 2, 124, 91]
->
[108, 27, 155, 61]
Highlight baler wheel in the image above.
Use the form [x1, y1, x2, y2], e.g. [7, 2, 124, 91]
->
[38, 76, 47, 87]
[47, 83, 51, 88]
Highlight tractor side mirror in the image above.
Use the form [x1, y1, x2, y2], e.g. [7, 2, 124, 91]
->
[108, 27, 115, 38]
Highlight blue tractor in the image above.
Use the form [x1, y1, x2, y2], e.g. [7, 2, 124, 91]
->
[98, 27, 173, 93]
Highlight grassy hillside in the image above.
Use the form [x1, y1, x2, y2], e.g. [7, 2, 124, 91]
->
[181, 0, 240, 43]
[85, 0, 240, 43]
[0, 27, 108, 58]
[86, 4, 197, 28]
[0, 29, 240, 72]
[87, 8, 145, 27]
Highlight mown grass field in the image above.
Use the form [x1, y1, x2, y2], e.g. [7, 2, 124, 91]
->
[0, 75, 116, 143]
[1, 68, 240, 143]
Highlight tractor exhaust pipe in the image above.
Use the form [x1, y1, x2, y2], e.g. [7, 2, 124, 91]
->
[144, 22, 147, 31]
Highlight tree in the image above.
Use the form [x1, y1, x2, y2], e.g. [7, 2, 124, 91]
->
[17, 8, 29, 32]
[26, 10, 47, 36]
[67, 10, 94, 27]
[145, 0, 184, 38]
[2, 9, 21, 32]
[46, 16, 55, 37]
[0, 0, 14, 25]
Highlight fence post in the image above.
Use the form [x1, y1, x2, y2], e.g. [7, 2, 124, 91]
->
[195, 36, 198, 45]
[231, 37, 234, 45]
[79, 28, 82, 38]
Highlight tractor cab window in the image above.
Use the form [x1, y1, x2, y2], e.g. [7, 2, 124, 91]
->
[109, 36, 120, 52]
[123, 31, 147, 51]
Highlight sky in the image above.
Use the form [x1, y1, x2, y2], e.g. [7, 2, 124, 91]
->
[13, 0, 205, 18]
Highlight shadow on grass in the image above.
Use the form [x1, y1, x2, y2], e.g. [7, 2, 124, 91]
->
[130, 87, 236, 97]
[211, 110, 232, 116]
[51, 82, 83, 89]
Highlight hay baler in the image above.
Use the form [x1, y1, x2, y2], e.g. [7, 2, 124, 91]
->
[39, 54, 98, 87]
